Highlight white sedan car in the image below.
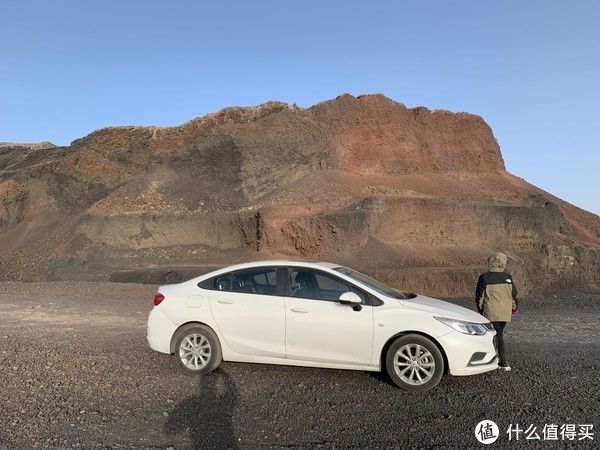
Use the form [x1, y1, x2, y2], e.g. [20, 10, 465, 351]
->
[147, 260, 498, 391]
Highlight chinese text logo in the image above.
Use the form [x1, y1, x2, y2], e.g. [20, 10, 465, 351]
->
[475, 420, 499, 444]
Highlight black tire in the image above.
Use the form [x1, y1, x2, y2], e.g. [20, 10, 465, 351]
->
[173, 324, 222, 375]
[385, 334, 445, 392]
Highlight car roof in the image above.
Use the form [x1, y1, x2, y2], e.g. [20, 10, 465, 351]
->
[215, 260, 340, 271]
[185, 260, 347, 285]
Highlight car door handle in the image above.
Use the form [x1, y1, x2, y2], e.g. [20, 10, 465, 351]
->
[217, 299, 234, 304]
[290, 307, 308, 313]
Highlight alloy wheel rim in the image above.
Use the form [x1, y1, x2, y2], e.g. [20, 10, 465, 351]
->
[179, 333, 211, 370]
[393, 343, 435, 385]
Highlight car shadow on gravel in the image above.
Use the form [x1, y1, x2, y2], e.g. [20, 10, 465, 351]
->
[164, 370, 239, 449]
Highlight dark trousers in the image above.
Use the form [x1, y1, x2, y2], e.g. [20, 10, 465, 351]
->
[492, 321, 508, 366]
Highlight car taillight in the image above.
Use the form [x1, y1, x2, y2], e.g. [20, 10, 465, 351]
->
[153, 293, 165, 306]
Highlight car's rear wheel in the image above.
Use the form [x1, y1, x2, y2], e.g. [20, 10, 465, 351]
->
[174, 324, 222, 375]
[385, 334, 444, 392]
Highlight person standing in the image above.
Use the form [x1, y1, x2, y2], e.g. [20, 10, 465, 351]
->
[475, 252, 519, 371]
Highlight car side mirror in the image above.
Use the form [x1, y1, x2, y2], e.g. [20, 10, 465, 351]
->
[339, 291, 362, 305]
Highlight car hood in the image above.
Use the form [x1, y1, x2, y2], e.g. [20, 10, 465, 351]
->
[398, 295, 487, 323]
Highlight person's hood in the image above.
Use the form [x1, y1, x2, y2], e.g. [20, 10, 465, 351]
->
[488, 252, 507, 272]
[399, 295, 487, 322]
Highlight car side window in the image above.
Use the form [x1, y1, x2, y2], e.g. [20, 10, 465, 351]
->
[215, 268, 278, 295]
[288, 268, 367, 303]
[214, 274, 231, 291]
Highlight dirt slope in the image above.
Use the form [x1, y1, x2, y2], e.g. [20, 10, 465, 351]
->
[0, 94, 598, 296]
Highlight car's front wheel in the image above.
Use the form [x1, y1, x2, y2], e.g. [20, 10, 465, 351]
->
[174, 324, 222, 375]
[385, 334, 444, 392]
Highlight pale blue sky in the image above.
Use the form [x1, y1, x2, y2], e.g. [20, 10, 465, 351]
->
[1, 1, 598, 214]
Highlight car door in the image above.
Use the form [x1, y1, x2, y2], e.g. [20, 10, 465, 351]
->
[283, 267, 374, 366]
[209, 267, 286, 358]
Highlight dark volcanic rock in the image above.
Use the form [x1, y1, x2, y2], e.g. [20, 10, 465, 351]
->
[0, 94, 598, 296]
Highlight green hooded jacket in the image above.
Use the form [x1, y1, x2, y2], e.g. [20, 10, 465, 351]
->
[475, 252, 518, 322]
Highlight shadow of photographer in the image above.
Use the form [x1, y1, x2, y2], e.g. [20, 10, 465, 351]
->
[165, 370, 239, 449]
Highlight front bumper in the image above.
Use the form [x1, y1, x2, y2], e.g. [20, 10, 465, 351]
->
[438, 329, 498, 376]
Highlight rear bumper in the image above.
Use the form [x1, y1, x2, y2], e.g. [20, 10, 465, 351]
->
[438, 330, 498, 376]
[147, 307, 177, 354]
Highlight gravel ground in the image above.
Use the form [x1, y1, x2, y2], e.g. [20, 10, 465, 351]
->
[0, 281, 598, 449]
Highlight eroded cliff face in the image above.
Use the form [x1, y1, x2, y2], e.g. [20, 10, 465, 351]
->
[0, 94, 598, 296]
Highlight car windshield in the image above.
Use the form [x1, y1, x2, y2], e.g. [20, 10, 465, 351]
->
[333, 267, 416, 299]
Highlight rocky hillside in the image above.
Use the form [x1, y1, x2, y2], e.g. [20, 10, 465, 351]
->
[1, 94, 598, 296]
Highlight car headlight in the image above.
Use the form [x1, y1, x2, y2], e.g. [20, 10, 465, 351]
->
[434, 317, 490, 335]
